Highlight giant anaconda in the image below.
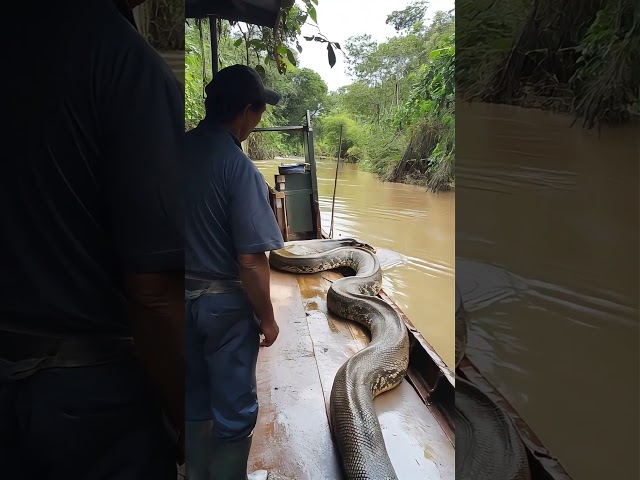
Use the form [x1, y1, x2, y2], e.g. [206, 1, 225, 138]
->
[455, 285, 532, 480]
[269, 238, 410, 480]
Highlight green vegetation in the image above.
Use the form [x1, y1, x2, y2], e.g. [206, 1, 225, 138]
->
[458, 0, 639, 128]
[136, 0, 184, 50]
[317, 5, 455, 190]
[185, 2, 456, 191]
[184, 0, 635, 191]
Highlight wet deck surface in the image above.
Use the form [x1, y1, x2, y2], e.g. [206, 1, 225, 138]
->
[248, 270, 454, 480]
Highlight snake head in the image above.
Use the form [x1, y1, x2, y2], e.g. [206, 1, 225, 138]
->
[352, 239, 376, 253]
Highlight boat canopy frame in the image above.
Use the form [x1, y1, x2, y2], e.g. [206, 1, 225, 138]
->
[185, 0, 282, 27]
[186, 0, 283, 76]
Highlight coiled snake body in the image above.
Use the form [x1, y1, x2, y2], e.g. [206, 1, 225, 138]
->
[271, 238, 532, 480]
[455, 286, 532, 479]
[269, 238, 410, 480]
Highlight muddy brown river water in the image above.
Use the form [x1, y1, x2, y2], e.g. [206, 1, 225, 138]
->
[457, 102, 639, 480]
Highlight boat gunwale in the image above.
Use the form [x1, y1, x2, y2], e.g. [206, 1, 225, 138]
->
[376, 288, 456, 441]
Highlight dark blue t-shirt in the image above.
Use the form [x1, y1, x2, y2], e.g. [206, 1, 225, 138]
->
[185, 120, 284, 280]
[0, 0, 184, 371]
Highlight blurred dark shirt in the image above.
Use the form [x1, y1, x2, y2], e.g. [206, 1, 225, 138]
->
[0, 0, 184, 375]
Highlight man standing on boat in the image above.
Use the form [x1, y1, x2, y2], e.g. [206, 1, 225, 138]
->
[185, 64, 284, 480]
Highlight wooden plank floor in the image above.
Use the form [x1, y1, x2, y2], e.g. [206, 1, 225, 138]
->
[249, 269, 454, 479]
[248, 270, 341, 479]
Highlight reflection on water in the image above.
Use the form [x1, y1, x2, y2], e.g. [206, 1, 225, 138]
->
[457, 103, 639, 480]
[255, 158, 455, 368]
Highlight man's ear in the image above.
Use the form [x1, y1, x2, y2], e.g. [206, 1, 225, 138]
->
[242, 104, 253, 118]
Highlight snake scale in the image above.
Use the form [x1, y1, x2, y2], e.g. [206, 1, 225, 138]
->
[269, 238, 409, 480]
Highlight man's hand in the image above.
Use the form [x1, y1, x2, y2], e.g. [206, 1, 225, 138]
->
[237, 252, 281, 347]
[259, 320, 280, 347]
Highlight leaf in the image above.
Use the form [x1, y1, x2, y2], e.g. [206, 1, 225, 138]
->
[249, 39, 266, 50]
[278, 45, 288, 54]
[234, 38, 243, 47]
[333, 42, 342, 50]
[255, 64, 266, 78]
[310, 0, 318, 4]
[327, 43, 336, 68]
[314, 36, 326, 42]
[308, 6, 317, 23]
[296, 42, 303, 53]
[286, 48, 297, 66]
[303, 35, 315, 41]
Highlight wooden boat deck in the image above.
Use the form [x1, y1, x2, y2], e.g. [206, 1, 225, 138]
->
[248, 269, 455, 480]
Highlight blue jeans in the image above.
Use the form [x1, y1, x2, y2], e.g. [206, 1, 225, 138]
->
[185, 291, 260, 440]
[0, 360, 176, 480]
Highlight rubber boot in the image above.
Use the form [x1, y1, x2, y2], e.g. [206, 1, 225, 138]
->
[185, 421, 215, 480]
[247, 469, 268, 480]
[208, 434, 268, 480]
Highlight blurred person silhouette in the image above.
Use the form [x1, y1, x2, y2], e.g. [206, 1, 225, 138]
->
[0, 1, 184, 478]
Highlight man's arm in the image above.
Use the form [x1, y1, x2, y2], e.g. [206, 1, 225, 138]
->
[125, 272, 184, 431]
[227, 160, 285, 346]
[237, 252, 279, 346]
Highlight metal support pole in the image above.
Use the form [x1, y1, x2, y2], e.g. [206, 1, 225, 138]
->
[329, 124, 343, 239]
[209, 15, 218, 76]
[304, 110, 323, 238]
[306, 110, 319, 204]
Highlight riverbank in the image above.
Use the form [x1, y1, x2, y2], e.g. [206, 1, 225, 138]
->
[256, 151, 455, 191]
[458, 0, 638, 129]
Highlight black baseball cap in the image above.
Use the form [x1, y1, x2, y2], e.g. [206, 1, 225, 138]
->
[205, 64, 281, 106]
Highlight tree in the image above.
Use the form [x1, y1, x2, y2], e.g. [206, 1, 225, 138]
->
[342, 16, 441, 125]
[279, 68, 328, 124]
[457, 0, 638, 127]
[390, 29, 455, 191]
[223, 0, 343, 74]
[386, 0, 428, 32]
[318, 9, 456, 190]
[344, 34, 378, 79]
